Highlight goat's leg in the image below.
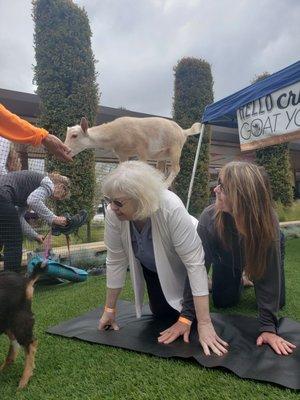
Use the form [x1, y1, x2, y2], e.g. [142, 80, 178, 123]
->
[0, 332, 20, 371]
[156, 160, 166, 174]
[165, 147, 181, 188]
[135, 146, 149, 163]
[18, 340, 38, 390]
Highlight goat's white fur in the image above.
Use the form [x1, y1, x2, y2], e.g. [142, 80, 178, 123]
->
[64, 116, 201, 186]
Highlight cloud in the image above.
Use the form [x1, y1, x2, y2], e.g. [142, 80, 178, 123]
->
[0, 0, 299, 117]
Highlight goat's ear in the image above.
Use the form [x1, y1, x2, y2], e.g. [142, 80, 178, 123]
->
[80, 117, 89, 134]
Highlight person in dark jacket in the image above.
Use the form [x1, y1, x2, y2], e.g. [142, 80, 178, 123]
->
[197, 161, 295, 356]
[0, 170, 70, 272]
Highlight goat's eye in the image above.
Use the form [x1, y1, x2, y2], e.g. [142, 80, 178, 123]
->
[71, 134, 78, 139]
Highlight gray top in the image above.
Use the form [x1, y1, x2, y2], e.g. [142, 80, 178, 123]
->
[0, 170, 56, 240]
[130, 218, 195, 321]
[198, 204, 282, 333]
[130, 219, 156, 272]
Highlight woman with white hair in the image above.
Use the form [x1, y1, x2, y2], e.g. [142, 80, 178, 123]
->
[98, 161, 228, 356]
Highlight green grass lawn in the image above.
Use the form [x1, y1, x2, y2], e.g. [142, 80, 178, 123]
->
[0, 238, 299, 399]
[276, 201, 300, 222]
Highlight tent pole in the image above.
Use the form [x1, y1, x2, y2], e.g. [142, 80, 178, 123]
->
[186, 123, 205, 211]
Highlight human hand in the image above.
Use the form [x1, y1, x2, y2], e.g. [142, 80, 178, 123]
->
[256, 332, 296, 355]
[42, 134, 73, 162]
[198, 321, 229, 356]
[35, 235, 44, 244]
[158, 320, 191, 344]
[98, 310, 119, 331]
[53, 216, 67, 226]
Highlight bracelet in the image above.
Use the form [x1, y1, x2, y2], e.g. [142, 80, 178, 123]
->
[104, 306, 116, 313]
[178, 316, 192, 326]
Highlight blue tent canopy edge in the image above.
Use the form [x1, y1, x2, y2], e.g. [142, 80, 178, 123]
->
[202, 60, 300, 128]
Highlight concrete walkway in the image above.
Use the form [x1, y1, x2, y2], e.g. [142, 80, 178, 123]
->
[279, 220, 300, 227]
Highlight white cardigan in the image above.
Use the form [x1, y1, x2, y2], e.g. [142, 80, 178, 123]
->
[104, 190, 208, 317]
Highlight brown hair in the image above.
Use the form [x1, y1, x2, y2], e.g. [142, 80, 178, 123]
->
[215, 161, 276, 280]
[48, 172, 71, 198]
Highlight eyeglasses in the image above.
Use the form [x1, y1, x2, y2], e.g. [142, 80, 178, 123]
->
[217, 177, 226, 193]
[103, 196, 128, 208]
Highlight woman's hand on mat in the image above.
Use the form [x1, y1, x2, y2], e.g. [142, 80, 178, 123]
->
[256, 332, 296, 355]
[53, 216, 67, 226]
[98, 311, 119, 331]
[198, 321, 228, 356]
[158, 321, 191, 344]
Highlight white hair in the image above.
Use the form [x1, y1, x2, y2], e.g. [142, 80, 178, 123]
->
[102, 161, 167, 220]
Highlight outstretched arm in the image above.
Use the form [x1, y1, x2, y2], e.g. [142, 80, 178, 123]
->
[0, 103, 72, 162]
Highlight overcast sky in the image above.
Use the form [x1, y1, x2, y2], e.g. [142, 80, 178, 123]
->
[0, 0, 299, 117]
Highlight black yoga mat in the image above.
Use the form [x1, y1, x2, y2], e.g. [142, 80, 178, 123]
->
[47, 300, 300, 390]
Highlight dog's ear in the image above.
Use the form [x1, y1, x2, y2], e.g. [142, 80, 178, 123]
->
[80, 117, 89, 134]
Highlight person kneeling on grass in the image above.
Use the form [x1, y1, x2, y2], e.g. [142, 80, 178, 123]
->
[98, 161, 228, 356]
[0, 170, 70, 272]
[197, 161, 296, 356]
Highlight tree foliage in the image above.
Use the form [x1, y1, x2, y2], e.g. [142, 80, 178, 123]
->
[173, 57, 213, 216]
[256, 143, 293, 206]
[253, 73, 293, 206]
[33, 0, 99, 222]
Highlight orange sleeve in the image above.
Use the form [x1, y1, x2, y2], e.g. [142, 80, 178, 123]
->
[0, 103, 49, 146]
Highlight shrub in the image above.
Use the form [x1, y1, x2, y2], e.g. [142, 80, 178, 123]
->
[173, 57, 213, 216]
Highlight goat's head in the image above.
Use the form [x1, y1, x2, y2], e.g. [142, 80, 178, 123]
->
[64, 117, 90, 156]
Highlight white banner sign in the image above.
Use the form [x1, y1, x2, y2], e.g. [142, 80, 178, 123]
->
[237, 81, 300, 151]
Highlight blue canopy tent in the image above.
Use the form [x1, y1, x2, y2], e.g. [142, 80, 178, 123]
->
[202, 60, 300, 128]
[186, 61, 300, 210]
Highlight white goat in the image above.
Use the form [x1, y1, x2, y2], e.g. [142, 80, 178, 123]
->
[64, 117, 201, 186]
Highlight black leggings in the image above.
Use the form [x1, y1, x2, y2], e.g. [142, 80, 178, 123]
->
[141, 265, 179, 319]
[0, 197, 23, 271]
[211, 232, 286, 309]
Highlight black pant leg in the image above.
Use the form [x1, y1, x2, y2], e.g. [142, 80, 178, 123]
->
[141, 265, 179, 319]
[0, 198, 23, 271]
[211, 262, 243, 308]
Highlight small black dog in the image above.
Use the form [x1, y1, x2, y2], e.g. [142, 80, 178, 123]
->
[0, 262, 43, 389]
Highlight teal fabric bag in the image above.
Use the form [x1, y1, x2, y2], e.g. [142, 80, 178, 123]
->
[27, 255, 88, 282]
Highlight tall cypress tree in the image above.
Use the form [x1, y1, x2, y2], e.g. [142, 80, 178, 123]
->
[173, 57, 213, 216]
[33, 0, 99, 238]
[253, 73, 293, 206]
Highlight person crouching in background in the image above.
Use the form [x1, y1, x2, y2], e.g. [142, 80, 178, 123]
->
[0, 170, 70, 272]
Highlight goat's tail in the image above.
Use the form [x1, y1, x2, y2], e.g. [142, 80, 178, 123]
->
[183, 122, 202, 136]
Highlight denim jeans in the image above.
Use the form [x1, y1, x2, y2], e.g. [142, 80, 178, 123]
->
[0, 196, 23, 271]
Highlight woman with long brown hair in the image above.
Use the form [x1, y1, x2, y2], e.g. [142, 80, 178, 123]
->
[197, 161, 296, 355]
